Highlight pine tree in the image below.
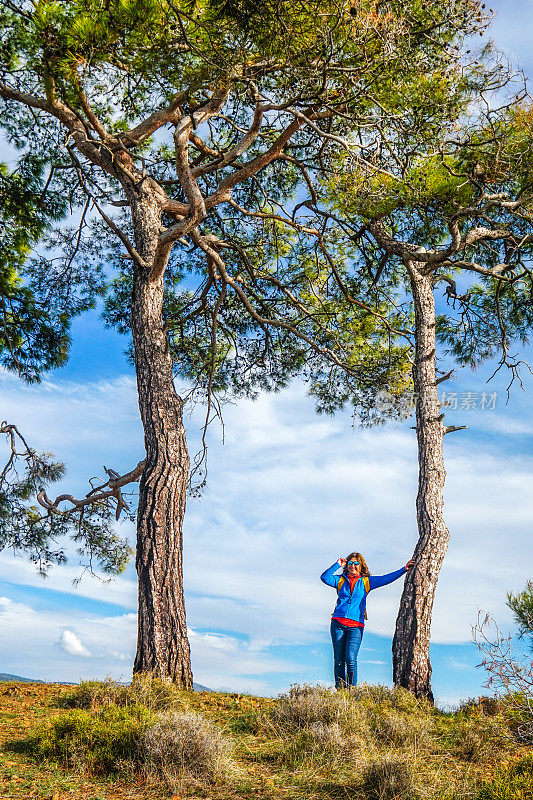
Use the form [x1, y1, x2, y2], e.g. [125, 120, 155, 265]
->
[508, 582, 533, 646]
[317, 84, 533, 699]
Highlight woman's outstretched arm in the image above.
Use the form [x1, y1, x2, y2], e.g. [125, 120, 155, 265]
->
[368, 559, 414, 591]
[320, 560, 343, 588]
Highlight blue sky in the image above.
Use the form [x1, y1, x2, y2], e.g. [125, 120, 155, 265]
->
[0, 1, 532, 706]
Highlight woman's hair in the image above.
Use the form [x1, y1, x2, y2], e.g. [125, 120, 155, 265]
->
[344, 552, 370, 577]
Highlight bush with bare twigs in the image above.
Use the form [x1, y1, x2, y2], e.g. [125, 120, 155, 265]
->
[141, 711, 234, 786]
[472, 610, 533, 744]
[268, 684, 348, 730]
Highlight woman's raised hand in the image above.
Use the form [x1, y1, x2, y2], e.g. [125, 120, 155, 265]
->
[338, 557, 346, 568]
[405, 559, 415, 571]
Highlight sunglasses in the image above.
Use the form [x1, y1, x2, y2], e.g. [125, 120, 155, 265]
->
[346, 560, 360, 566]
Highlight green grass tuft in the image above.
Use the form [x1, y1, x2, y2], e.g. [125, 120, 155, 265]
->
[443, 707, 513, 763]
[58, 673, 186, 712]
[30, 680, 235, 788]
[31, 704, 156, 775]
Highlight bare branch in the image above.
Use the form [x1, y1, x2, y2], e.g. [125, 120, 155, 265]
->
[443, 424, 468, 434]
[66, 146, 148, 269]
[472, 611, 533, 743]
[436, 369, 455, 385]
[37, 460, 144, 518]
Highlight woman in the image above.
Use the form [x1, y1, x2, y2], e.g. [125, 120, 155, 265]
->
[321, 552, 414, 689]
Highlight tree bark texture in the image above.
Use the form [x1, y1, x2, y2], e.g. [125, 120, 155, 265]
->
[130, 192, 192, 687]
[392, 261, 449, 701]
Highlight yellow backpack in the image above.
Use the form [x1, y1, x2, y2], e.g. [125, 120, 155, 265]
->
[337, 575, 370, 620]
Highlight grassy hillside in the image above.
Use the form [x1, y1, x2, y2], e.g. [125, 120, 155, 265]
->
[0, 679, 531, 799]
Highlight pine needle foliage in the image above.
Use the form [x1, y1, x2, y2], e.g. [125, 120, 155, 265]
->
[507, 581, 533, 647]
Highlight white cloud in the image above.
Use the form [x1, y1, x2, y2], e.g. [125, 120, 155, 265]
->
[180, 387, 532, 647]
[0, 589, 297, 692]
[447, 659, 474, 672]
[0, 594, 137, 681]
[58, 630, 92, 658]
[463, 411, 533, 437]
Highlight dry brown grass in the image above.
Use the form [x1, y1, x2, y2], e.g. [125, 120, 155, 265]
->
[360, 756, 414, 800]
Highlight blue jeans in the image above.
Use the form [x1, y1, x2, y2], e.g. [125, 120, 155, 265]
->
[330, 619, 364, 689]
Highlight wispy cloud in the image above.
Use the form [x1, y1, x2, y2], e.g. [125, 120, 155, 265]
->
[188, 628, 300, 693]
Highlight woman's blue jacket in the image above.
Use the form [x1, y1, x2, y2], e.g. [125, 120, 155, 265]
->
[320, 562, 407, 625]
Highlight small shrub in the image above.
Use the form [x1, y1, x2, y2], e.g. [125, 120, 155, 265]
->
[265, 684, 435, 768]
[269, 684, 343, 730]
[501, 692, 533, 745]
[31, 704, 155, 774]
[59, 678, 129, 710]
[472, 610, 533, 746]
[277, 721, 354, 767]
[262, 686, 365, 768]
[353, 684, 433, 717]
[141, 711, 233, 783]
[269, 683, 432, 736]
[126, 673, 186, 711]
[476, 753, 533, 799]
[353, 685, 434, 750]
[307, 721, 344, 749]
[59, 674, 185, 712]
[457, 692, 533, 744]
[361, 756, 414, 800]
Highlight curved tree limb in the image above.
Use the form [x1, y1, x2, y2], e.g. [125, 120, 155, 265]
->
[36, 460, 144, 520]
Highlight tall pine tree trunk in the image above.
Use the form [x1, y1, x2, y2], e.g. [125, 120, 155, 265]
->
[129, 194, 193, 687]
[392, 261, 449, 701]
